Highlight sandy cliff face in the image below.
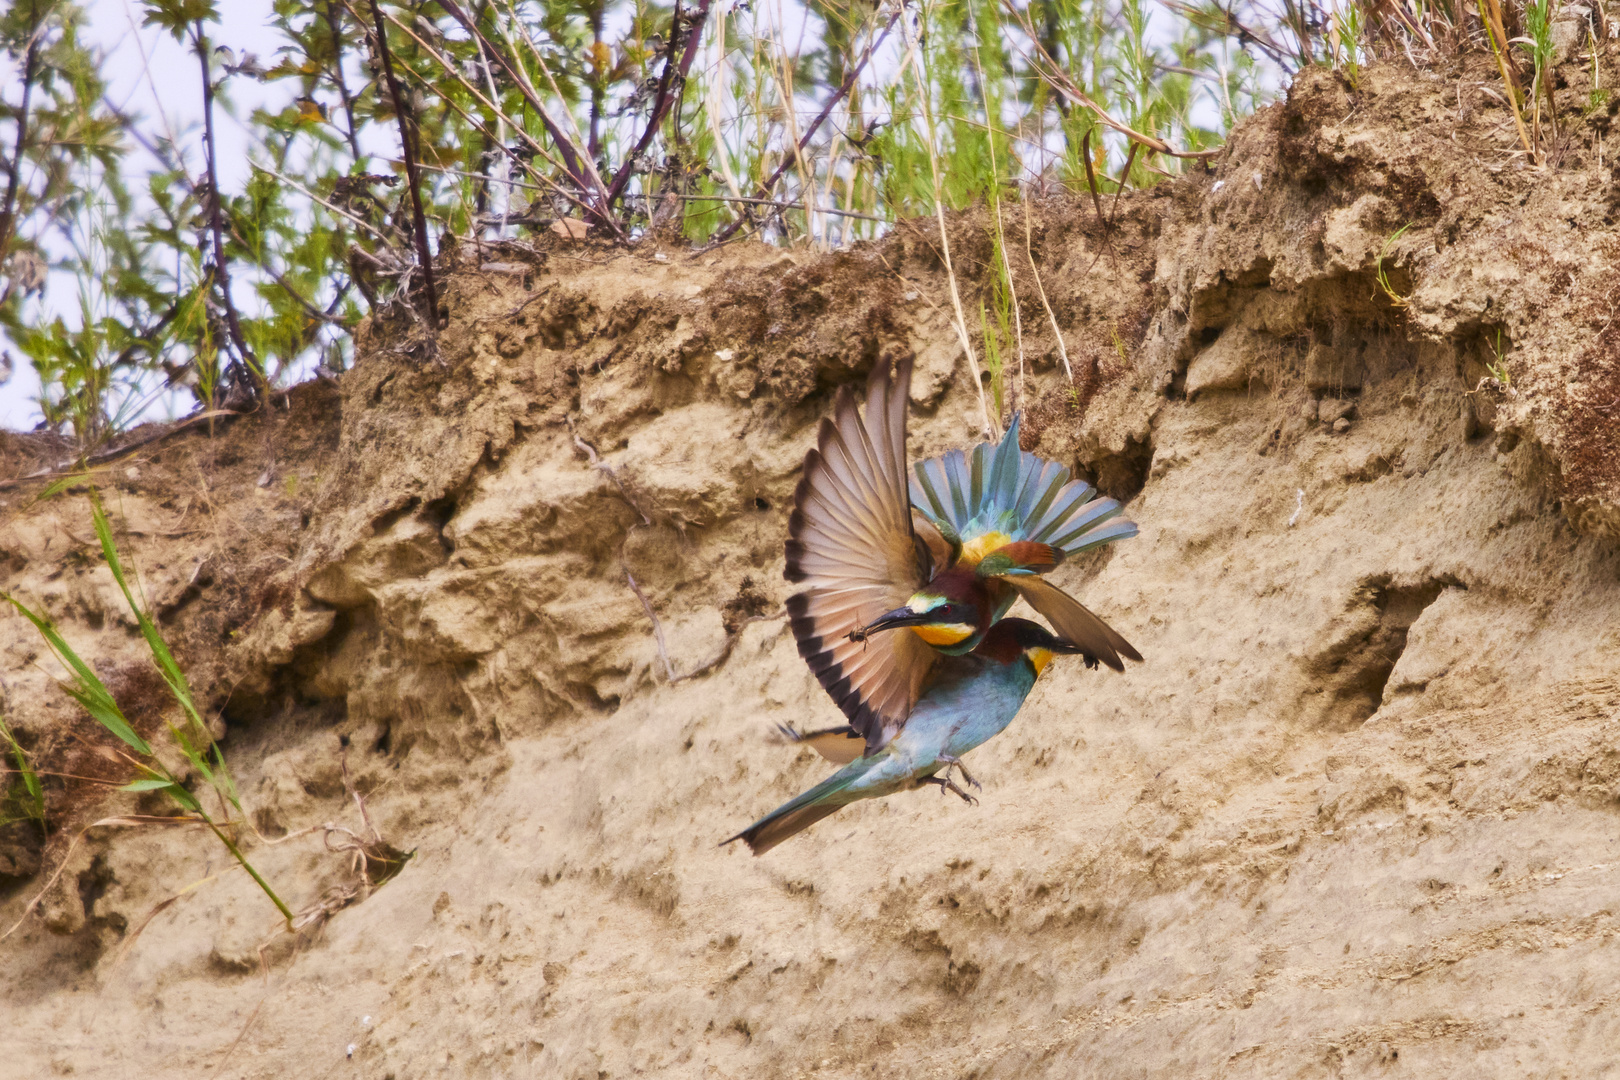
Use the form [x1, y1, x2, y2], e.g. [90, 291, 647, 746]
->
[2, 61, 1620, 1078]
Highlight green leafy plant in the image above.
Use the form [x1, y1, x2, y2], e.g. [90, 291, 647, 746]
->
[1486, 328, 1513, 388]
[0, 714, 45, 829]
[1330, 0, 1365, 88]
[1518, 0, 1560, 145]
[1374, 223, 1413, 308]
[3, 490, 294, 927]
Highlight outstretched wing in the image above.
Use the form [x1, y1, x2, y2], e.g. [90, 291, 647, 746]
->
[785, 357, 936, 754]
[1005, 576, 1142, 672]
[911, 414, 1138, 568]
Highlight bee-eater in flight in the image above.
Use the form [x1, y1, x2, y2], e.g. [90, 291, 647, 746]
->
[726, 357, 1143, 853]
[785, 354, 1140, 760]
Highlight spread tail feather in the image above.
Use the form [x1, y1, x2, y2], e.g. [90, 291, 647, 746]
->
[910, 414, 1137, 562]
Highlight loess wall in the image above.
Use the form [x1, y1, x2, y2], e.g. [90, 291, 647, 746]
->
[2, 61, 1620, 1078]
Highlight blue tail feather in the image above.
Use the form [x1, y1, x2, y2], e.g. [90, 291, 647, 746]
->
[910, 412, 1136, 563]
[1042, 496, 1124, 548]
[724, 757, 877, 853]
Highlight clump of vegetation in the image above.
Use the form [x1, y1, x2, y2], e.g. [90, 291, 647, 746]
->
[0, 0, 1586, 447]
[2, 488, 409, 937]
[0, 714, 45, 832]
[3, 490, 296, 925]
[1374, 223, 1412, 308]
[1485, 328, 1513, 389]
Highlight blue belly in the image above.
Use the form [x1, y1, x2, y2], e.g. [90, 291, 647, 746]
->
[879, 659, 1037, 777]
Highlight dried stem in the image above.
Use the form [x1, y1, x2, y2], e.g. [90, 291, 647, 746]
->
[1111, 142, 1141, 219]
[339, 743, 380, 844]
[194, 22, 260, 396]
[706, 5, 902, 247]
[366, 0, 440, 325]
[604, 0, 716, 210]
[1079, 129, 1108, 231]
[0, 15, 43, 264]
[1021, 202, 1073, 382]
[322, 0, 367, 164]
[1477, 0, 1538, 159]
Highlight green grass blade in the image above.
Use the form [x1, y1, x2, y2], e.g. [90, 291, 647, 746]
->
[0, 716, 44, 823]
[4, 593, 153, 755]
[88, 492, 241, 810]
[120, 777, 178, 792]
[89, 494, 203, 725]
[35, 471, 92, 503]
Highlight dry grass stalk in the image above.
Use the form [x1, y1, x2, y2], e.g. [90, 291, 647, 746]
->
[901, 3, 998, 439]
[1021, 203, 1074, 383]
[1477, 0, 1539, 160]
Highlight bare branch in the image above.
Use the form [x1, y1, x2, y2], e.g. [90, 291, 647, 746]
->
[193, 22, 260, 400]
[321, 0, 367, 164]
[365, 0, 440, 326]
[603, 0, 716, 211]
[0, 14, 45, 264]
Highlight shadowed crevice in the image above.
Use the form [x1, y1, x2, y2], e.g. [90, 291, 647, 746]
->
[1303, 577, 1451, 730]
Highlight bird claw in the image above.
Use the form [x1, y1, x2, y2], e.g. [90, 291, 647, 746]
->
[924, 775, 979, 806]
[939, 757, 982, 792]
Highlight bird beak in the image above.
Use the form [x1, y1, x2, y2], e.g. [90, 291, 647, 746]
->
[847, 605, 933, 642]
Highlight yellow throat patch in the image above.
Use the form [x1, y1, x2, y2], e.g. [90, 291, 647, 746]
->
[958, 530, 1014, 568]
[911, 623, 975, 647]
[1027, 647, 1055, 676]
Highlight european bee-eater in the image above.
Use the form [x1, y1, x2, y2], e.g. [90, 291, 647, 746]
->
[726, 618, 1091, 855]
[785, 355, 1141, 759]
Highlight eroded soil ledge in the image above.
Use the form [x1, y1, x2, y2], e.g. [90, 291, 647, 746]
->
[3, 60, 1620, 1077]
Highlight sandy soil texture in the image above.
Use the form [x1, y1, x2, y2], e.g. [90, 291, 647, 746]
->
[2, 58, 1619, 1078]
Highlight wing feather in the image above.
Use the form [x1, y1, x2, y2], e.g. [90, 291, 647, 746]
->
[786, 357, 934, 753]
[1006, 576, 1142, 672]
[776, 724, 868, 765]
[911, 511, 955, 578]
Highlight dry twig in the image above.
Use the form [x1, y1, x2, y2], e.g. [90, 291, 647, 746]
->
[366, 0, 440, 324]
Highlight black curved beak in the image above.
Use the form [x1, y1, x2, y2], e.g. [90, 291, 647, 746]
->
[846, 605, 932, 642]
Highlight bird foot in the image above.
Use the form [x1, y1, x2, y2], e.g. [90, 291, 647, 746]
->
[924, 775, 979, 806]
[939, 756, 982, 792]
